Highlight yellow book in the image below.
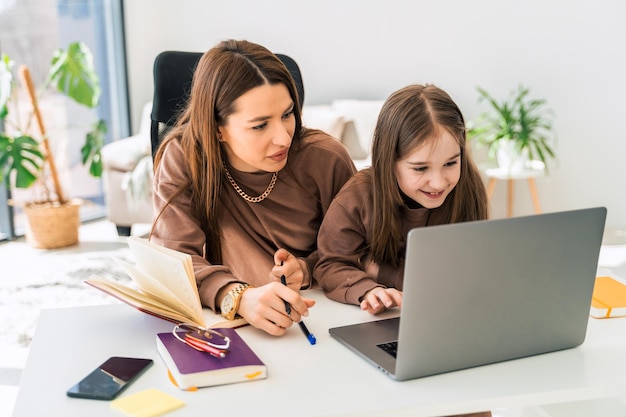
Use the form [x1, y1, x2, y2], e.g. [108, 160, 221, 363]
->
[590, 276, 626, 318]
[86, 236, 245, 329]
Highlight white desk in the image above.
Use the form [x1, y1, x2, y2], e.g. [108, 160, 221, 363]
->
[13, 289, 626, 417]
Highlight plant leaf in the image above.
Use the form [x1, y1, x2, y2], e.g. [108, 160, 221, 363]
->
[0, 54, 14, 120]
[48, 42, 101, 108]
[0, 134, 44, 188]
[81, 119, 107, 177]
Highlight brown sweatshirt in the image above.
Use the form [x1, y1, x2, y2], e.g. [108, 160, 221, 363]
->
[314, 171, 430, 305]
[151, 132, 356, 311]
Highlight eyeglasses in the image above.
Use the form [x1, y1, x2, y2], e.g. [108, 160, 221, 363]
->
[173, 323, 231, 358]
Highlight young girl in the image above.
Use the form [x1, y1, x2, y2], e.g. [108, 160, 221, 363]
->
[150, 40, 356, 335]
[315, 84, 489, 315]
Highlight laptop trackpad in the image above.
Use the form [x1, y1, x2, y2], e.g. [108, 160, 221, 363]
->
[329, 317, 399, 376]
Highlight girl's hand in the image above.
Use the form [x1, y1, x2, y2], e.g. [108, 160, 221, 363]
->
[270, 248, 307, 291]
[237, 282, 316, 336]
[360, 287, 403, 315]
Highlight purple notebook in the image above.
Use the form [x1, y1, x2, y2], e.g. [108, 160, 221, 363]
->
[156, 328, 267, 389]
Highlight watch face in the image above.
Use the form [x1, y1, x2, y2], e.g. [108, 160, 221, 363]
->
[221, 294, 234, 314]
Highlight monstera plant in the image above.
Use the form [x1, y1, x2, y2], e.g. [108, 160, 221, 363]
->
[0, 41, 107, 248]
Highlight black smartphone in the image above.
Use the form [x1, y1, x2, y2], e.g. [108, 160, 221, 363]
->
[66, 356, 153, 400]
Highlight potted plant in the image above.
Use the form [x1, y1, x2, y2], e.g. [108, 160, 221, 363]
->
[0, 41, 106, 248]
[468, 84, 556, 173]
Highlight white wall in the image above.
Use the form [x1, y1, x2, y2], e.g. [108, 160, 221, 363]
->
[124, 0, 626, 230]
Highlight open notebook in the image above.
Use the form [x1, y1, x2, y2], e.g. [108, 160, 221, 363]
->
[329, 207, 607, 381]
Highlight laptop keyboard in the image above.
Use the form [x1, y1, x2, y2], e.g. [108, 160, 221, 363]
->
[377, 341, 398, 358]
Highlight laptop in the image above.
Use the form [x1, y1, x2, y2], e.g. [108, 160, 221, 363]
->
[329, 207, 607, 381]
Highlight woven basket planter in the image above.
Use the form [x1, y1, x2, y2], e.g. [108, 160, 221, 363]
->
[23, 199, 82, 249]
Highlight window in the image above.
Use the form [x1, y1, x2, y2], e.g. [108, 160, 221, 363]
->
[0, 0, 129, 240]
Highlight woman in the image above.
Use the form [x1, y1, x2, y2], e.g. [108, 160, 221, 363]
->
[151, 39, 356, 335]
[315, 84, 489, 314]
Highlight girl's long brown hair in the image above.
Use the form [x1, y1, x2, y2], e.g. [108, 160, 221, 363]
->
[368, 84, 489, 266]
[153, 40, 304, 263]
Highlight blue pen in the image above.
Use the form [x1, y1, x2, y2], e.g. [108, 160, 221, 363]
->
[280, 263, 316, 345]
[280, 273, 292, 316]
[298, 321, 317, 345]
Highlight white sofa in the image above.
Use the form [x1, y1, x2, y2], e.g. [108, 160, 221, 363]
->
[101, 102, 154, 235]
[302, 99, 384, 170]
[101, 99, 385, 235]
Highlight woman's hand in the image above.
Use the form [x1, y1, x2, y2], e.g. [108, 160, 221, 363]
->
[270, 249, 307, 291]
[360, 287, 403, 315]
[237, 282, 316, 336]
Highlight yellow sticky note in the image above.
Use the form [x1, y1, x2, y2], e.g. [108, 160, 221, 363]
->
[111, 388, 185, 417]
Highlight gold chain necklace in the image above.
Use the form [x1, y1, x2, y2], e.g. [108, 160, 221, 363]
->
[223, 166, 278, 203]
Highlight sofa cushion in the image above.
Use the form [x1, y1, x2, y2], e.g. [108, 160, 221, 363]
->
[302, 105, 346, 141]
[101, 101, 153, 172]
[101, 133, 150, 172]
[331, 99, 384, 160]
[339, 120, 368, 160]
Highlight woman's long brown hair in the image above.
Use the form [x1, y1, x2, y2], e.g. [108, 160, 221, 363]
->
[153, 40, 303, 263]
[368, 84, 489, 266]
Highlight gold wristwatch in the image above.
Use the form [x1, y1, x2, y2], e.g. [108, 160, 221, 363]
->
[220, 283, 250, 320]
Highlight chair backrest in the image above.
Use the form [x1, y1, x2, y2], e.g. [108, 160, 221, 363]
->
[150, 50, 304, 157]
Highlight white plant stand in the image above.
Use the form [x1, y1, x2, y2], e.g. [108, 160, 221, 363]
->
[485, 160, 545, 217]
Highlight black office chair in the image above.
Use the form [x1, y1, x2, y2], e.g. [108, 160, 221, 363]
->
[150, 50, 304, 158]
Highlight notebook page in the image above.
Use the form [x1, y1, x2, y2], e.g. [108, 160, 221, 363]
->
[127, 237, 203, 321]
